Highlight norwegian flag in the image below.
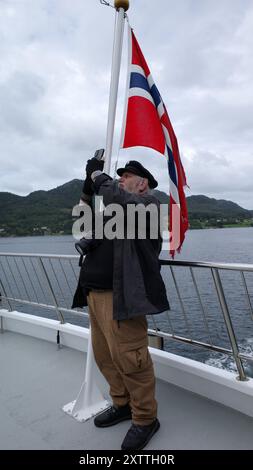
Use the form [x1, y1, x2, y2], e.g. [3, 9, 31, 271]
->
[121, 27, 188, 255]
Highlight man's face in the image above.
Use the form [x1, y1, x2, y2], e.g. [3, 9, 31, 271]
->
[119, 172, 147, 194]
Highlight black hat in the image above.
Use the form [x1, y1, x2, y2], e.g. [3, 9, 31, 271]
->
[117, 160, 158, 189]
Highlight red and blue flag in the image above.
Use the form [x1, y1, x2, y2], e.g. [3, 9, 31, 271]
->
[121, 27, 188, 255]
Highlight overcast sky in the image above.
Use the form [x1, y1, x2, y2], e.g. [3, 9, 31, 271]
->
[0, 0, 252, 208]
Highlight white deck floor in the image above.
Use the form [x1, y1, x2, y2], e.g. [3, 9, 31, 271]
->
[1, 330, 253, 450]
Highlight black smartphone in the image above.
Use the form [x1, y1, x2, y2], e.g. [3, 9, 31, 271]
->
[94, 149, 105, 161]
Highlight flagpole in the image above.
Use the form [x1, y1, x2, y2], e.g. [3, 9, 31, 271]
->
[62, 1, 130, 423]
[104, 0, 130, 175]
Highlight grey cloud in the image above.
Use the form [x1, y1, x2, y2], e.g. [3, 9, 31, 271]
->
[0, 0, 252, 211]
[0, 72, 46, 137]
[183, 150, 253, 205]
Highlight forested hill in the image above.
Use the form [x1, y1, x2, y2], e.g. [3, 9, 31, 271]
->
[0, 180, 252, 236]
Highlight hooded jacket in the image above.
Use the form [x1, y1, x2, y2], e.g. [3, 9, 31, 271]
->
[72, 173, 169, 320]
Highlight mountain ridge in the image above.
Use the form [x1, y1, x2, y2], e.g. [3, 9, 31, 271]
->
[0, 179, 252, 236]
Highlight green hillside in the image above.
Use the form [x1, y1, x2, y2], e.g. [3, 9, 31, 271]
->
[0, 180, 252, 236]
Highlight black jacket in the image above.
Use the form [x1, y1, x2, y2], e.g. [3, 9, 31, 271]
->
[72, 174, 169, 320]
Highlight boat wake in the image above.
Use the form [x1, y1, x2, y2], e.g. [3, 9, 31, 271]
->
[205, 338, 253, 378]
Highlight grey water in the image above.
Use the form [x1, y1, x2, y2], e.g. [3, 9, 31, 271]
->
[1, 227, 253, 376]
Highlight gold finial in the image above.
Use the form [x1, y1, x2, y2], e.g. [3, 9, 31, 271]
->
[114, 0, 129, 11]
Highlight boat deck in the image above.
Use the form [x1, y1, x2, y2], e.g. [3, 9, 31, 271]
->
[1, 331, 253, 450]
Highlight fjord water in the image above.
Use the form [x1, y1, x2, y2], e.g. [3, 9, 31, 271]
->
[1, 227, 253, 376]
[1, 226, 252, 262]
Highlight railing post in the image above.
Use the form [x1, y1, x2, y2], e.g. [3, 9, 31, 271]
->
[0, 273, 12, 312]
[38, 257, 65, 324]
[240, 271, 253, 321]
[212, 268, 247, 381]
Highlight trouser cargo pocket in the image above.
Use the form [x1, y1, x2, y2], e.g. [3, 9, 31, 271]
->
[119, 344, 150, 374]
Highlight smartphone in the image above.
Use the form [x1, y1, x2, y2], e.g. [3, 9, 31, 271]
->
[94, 149, 105, 161]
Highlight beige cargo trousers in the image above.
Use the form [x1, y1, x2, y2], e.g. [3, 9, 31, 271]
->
[87, 290, 157, 425]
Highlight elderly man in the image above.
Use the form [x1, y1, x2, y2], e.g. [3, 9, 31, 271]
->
[73, 158, 169, 450]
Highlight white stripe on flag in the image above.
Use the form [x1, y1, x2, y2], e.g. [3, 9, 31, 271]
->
[157, 102, 164, 119]
[164, 145, 168, 159]
[131, 64, 146, 77]
[162, 124, 173, 152]
[169, 178, 180, 205]
[129, 87, 155, 106]
[147, 74, 154, 88]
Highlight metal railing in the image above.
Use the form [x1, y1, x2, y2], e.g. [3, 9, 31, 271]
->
[1, 253, 253, 381]
[0, 253, 87, 324]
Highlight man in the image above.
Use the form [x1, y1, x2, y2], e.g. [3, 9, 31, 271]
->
[72, 158, 169, 450]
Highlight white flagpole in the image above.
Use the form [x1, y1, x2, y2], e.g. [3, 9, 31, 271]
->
[104, 1, 130, 175]
[63, 0, 130, 423]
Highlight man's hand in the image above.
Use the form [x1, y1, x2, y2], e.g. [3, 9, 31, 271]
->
[86, 157, 104, 178]
[80, 176, 94, 204]
[82, 177, 94, 196]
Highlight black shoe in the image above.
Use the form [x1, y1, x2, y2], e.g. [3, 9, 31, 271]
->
[121, 418, 160, 451]
[94, 404, 132, 428]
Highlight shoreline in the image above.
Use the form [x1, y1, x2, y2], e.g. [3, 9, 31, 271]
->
[0, 224, 252, 239]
